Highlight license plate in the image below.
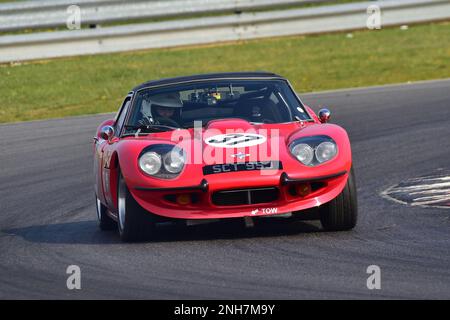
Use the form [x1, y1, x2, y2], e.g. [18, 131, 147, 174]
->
[202, 161, 282, 175]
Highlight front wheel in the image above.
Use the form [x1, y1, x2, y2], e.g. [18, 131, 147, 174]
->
[117, 172, 155, 242]
[320, 167, 358, 231]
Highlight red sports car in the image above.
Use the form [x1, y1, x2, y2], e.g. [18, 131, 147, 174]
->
[94, 72, 357, 241]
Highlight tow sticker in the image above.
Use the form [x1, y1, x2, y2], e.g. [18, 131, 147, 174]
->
[251, 208, 278, 215]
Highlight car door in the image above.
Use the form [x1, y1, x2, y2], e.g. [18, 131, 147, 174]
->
[96, 95, 132, 209]
[100, 95, 133, 210]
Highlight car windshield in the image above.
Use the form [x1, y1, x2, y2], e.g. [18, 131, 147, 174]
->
[124, 79, 311, 134]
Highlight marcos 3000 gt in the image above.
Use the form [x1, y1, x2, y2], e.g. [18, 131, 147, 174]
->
[93, 72, 357, 241]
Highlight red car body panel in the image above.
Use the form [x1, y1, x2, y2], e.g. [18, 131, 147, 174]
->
[94, 107, 352, 221]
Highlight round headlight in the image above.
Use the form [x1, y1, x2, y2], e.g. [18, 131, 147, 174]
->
[163, 151, 185, 174]
[315, 141, 337, 163]
[139, 152, 162, 175]
[291, 143, 314, 165]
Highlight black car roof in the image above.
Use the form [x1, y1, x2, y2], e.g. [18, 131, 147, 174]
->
[132, 71, 285, 91]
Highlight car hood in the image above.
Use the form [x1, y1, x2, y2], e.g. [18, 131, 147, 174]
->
[117, 118, 351, 189]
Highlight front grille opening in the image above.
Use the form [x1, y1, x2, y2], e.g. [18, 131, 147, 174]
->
[251, 188, 279, 204]
[288, 185, 296, 196]
[212, 187, 279, 206]
[311, 182, 326, 191]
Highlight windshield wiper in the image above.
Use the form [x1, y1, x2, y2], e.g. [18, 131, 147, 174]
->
[124, 124, 178, 131]
[122, 124, 178, 137]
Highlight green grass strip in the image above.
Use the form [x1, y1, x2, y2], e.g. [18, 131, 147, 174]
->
[0, 22, 449, 123]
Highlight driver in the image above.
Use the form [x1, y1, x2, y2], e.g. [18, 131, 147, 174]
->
[155, 105, 175, 119]
[139, 92, 182, 127]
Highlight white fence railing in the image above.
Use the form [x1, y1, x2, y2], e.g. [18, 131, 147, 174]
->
[0, 0, 449, 63]
[0, 0, 330, 31]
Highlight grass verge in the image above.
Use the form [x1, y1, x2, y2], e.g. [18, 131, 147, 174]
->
[0, 22, 449, 123]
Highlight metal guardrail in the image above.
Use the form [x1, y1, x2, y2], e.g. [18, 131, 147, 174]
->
[0, 0, 449, 63]
[0, 0, 329, 31]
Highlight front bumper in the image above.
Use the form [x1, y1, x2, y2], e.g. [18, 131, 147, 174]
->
[129, 170, 348, 220]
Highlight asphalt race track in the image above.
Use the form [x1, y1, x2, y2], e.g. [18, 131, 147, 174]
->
[0, 79, 449, 299]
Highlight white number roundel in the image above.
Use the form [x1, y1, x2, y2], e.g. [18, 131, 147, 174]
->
[205, 133, 266, 148]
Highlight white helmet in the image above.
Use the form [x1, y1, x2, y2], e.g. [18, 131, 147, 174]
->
[141, 92, 182, 119]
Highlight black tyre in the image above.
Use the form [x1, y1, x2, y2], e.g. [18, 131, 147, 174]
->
[96, 194, 116, 230]
[117, 171, 155, 242]
[320, 167, 358, 231]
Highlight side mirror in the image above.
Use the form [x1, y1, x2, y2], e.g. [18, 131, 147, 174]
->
[318, 108, 331, 123]
[100, 126, 114, 141]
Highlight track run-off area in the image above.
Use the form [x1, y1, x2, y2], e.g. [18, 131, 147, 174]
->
[0, 79, 449, 299]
